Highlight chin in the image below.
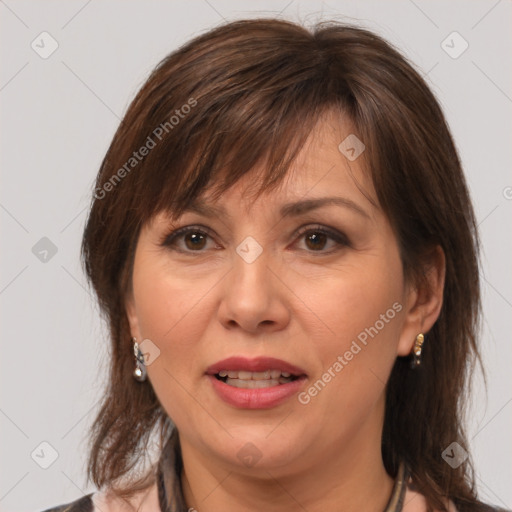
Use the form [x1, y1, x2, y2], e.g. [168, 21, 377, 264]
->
[209, 424, 306, 471]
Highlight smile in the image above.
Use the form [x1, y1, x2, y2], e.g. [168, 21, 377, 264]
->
[215, 369, 297, 388]
[206, 356, 307, 408]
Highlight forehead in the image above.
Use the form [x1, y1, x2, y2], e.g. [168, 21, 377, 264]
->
[194, 112, 378, 217]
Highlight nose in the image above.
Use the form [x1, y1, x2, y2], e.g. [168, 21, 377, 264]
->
[217, 245, 291, 334]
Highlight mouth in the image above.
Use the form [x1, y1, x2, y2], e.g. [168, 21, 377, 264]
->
[213, 369, 300, 388]
[206, 356, 307, 389]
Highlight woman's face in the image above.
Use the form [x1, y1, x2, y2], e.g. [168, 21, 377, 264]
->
[126, 112, 426, 476]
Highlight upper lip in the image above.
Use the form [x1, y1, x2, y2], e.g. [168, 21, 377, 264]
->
[206, 356, 307, 376]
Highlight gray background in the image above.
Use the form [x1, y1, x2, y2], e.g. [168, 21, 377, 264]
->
[1, 1, 511, 511]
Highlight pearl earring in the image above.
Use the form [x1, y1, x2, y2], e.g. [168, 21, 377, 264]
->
[132, 337, 147, 381]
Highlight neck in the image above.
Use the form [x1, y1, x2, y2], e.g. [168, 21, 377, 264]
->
[179, 397, 395, 512]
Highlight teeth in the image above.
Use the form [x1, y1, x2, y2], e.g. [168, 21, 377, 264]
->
[227, 378, 281, 389]
[252, 370, 271, 380]
[216, 369, 295, 381]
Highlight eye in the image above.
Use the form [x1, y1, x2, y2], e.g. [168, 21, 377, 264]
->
[160, 224, 350, 255]
[293, 225, 350, 253]
[160, 225, 218, 253]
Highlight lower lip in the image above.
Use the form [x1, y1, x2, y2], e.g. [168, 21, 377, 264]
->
[207, 375, 307, 409]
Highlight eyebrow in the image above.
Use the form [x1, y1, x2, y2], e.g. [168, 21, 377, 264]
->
[279, 196, 370, 219]
[183, 196, 370, 220]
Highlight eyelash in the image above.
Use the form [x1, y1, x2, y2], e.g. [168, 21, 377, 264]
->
[160, 224, 350, 255]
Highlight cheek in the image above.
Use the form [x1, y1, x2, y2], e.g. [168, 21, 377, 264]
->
[132, 256, 213, 358]
[293, 249, 405, 410]
[295, 253, 404, 349]
[130, 253, 220, 423]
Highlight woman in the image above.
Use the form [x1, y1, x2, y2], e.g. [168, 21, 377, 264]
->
[43, 18, 506, 512]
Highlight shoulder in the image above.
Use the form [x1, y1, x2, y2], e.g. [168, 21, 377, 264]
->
[404, 485, 510, 512]
[92, 483, 160, 512]
[452, 501, 512, 512]
[40, 493, 94, 512]
[40, 483, 159, 512]
[403, 485, 458, 512]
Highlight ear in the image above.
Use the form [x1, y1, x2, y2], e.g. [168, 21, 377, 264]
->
[397, 245, 446, 356]
[125, 287, 141, 340]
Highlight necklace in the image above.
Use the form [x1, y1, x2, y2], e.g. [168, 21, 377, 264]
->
[157, 430, 408, 512]
[384, 461, 408, 511]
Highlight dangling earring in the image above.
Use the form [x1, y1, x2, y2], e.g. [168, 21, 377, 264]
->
[410, 333, 424, 368]
[132, 337, 147, 381]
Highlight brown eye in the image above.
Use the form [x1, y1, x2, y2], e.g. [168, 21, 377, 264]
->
[183, 232, 207, 250]
[295, 226, 349, 254]
[304, 232, 328, 251]
[161, 226, 216, 253]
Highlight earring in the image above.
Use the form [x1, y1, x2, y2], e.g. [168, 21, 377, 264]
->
[132, 337, 147, 382]
[410, 333, 424, 368]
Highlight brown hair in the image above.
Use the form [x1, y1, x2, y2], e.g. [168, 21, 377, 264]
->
[82, 18, 485, 510]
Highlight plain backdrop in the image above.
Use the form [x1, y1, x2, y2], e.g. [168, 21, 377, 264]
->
[1, 1, 511, 511]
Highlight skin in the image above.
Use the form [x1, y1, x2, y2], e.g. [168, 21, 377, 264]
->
[125, 111, 446, 512]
